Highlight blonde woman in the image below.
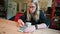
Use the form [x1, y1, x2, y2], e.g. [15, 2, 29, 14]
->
[18, 1, 50, 32]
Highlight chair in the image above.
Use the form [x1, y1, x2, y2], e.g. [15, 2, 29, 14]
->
[14, 13, 23, 22]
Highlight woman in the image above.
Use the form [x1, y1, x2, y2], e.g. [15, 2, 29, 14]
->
[18, 1, 50, 32]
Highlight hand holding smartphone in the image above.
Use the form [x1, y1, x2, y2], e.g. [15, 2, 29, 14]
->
[18, 22, 31, 32]
[18, 26, 27, 32]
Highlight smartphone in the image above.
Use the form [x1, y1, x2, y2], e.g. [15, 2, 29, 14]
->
[18, 22, 31, 32]
[18, 26, 27, 32]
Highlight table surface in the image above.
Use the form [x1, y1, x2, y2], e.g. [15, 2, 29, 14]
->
[0, 18, 60, 34]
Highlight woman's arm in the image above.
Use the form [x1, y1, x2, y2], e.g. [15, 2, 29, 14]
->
[40, 10, 50, 28]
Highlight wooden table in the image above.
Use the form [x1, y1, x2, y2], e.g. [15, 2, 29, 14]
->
[0, 18, 60, 34]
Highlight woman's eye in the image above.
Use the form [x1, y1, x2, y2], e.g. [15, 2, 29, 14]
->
[30, 6, 35, 8]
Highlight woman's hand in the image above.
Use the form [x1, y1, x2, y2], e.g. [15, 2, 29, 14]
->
[18, 19, 25, 27]
[23, 25, 36, 33]
[37, 23, 47, 29]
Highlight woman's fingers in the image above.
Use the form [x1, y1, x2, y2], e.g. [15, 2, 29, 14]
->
[20, 21, 25, 27]
[23, 26, 36, 33]
[18, 19, 25, 27]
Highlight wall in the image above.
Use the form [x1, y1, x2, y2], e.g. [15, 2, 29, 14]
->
[18, 0, 27, 13]
[8, 0, 52, 13]
[38, 0, 52, 11]
[19, 0, 52, 12]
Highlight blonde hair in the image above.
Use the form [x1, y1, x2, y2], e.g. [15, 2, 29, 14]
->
[26, 2, 40, 22]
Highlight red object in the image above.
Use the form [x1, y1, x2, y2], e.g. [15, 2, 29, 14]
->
[50, 0, 57, 28]
[14, 13, 23, 22]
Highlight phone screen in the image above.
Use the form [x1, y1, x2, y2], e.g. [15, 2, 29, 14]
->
[18, 26, 27, 32]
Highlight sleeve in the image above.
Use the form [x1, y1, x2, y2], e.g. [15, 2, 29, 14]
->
[40, 10, 50, 27]
[19, 14, 26, 22]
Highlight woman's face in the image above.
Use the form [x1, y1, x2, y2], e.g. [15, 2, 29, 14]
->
[28, 3, 36, 13]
